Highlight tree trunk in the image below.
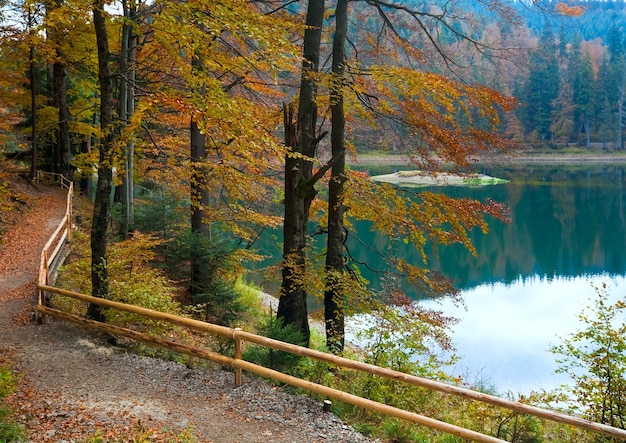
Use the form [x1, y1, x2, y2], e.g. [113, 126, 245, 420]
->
[324, 0, 348, 354]
[54, 60, 72, 178]
[29, 45, 37, 180]
[87, 0, 115, 321]
[80, 137, 92, 198]
[119, 0, 137, 237]
[190, 116, 210, 295]
[278, 0, 326, 347]
[127, 4, 136, 232]
[189, 52, 211, 296]
[28, 5, 37, 181]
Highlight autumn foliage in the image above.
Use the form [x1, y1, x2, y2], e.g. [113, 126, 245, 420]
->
[556, 2, 585, 17]
[0, 0, 520, 352]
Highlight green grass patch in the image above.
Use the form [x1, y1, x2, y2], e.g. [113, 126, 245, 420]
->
[0, 363, 26, 443]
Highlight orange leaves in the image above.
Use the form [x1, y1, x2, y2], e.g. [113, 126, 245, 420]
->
[556, 3, 585, 17]
[351, 64, 518, 168]
[343, 167, 510, 296]
[126, 0, 297, 240]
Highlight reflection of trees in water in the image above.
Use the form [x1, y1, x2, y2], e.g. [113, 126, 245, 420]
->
[350, 165, 626, 294]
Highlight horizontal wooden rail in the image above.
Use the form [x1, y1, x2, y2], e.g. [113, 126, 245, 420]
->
[37, 305, 235, 368]
[35, 170, 72, 190]
[38, 285, 234, 337]
[35, 291, 506, 443]
[37, 284, 626, 441]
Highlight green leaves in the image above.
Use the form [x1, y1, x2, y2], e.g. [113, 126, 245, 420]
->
[550, 283, 626, 429]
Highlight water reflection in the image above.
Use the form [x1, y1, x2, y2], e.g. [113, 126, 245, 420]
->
[428, 273, 626, 394]
[255, 164, 626, 393]
[353, 165, 626, 292]
[350, 164, 626, 393]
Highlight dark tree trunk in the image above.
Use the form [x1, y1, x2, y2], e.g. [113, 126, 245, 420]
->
[278, 0, 326, 347]
[27, 4, 37, 180]
[79, 138, 92, 198]
[324, 0, 348, 354]
[189, 52, 210, 296]
[87, 0, 115, 321]
[54, 60, 72, 178]
[119, 0, 137, 237]
[190, 115, 210, 295]
[29, 45, 37, 180]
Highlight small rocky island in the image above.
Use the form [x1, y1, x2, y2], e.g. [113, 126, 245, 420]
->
[371, 170, 509, 187]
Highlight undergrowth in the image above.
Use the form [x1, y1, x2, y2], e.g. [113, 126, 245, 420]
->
[79, 426, 196, 443]
[0, 362, 26, 443]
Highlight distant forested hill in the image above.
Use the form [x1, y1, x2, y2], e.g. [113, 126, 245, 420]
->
[513, 0, 626, 41]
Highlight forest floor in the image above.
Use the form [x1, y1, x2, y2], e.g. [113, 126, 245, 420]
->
[0, 178, 374, 443]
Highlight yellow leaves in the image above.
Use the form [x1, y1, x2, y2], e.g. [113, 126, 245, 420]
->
[151, 0, 301, 84]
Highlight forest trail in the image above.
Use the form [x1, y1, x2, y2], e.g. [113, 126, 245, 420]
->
[0, 180, 372, 443]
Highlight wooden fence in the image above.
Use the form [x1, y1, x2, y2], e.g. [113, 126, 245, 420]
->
[35, 173, 626, 443]
[35, 171, 73, 307]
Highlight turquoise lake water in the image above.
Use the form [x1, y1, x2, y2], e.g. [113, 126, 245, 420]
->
[352, 163, 626, 394]
[254, 162, 626, 394]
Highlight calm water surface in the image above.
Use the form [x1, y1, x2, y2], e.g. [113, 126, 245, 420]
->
[352, 163, 626, 394]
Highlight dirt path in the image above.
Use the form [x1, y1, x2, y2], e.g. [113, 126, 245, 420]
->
[0, 182, 373, 443]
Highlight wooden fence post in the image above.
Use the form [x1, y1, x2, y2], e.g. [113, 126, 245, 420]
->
[67, 184, 73, 241]
[234, 328, 243, 387]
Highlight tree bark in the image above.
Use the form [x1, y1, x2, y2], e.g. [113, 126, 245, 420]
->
[190, 115, 210, 295]
[278, 0, 326, 347]
[119, 0, 137, 237]
[45, 0, 71, 176]
[88, 0, 115, 321]
[28, 5, 37, 181]
[324, 0, 348, 353]
[79, 137, 92, 198]
[53, 59, 72, 178]
[189, 51, 211, 296]
[29, 45, 37, 180]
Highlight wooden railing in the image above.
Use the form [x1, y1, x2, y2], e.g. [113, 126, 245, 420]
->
[35, 171, 73, 307]
[35, 175, 626, 443]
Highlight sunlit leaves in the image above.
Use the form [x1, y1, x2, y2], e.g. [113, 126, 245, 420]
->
[351, 65, 517, 169]
[550, 283, 626, 428]
[0, 0, 98, 162]
[125, 0, 303, 245]
[342, 169, 508, 299]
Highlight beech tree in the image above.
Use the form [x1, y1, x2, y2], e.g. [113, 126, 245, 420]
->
[46, 0, 72, 177]
[0, 0, 97, 180]
[118, 0, 137, 237]
[324, 0, 348, 353]
[127, 0, 300, 319]
[87, 0, 114, 320]
[0, 0, 47, 179]
[277, 0, 326, 346]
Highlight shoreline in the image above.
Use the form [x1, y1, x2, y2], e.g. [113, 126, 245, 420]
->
[348, 152, 626, 166]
